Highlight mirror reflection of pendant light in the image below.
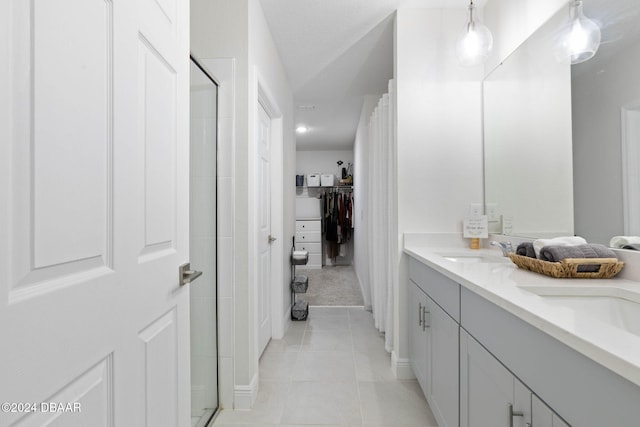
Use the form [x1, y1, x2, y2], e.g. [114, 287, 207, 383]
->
[455, 0, 493, 66]
[557, 0, 601, 64]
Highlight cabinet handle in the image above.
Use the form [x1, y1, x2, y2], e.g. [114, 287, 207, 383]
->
[422, 307, 430, 331]
[508, 404, 524, 427]
[418, 302, 423, 326]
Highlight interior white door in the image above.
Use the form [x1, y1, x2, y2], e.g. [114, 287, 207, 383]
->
[1, 0, 190, 426]
[257, 103, 273, 356]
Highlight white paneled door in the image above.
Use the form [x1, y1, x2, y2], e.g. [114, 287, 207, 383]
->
[257, 103, 273, 356]
[1, 0, 190, 426]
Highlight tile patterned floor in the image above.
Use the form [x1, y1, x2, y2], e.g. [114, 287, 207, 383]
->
[211, 307, 438, 427]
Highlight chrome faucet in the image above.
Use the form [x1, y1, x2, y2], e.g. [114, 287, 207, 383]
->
[490, 241, 514, 256]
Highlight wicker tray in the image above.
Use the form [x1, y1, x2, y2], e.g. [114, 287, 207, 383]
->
[508, 253, 624, 279]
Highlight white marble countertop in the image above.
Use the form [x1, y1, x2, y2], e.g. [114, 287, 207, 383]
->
[404, 241, 640, 388]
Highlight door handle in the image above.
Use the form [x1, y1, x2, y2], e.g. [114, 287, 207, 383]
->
[422, 307, 430, 331]
[268, 235, 277, 243]
[508, 404, 524, 427]
[179, 262, 203, 286]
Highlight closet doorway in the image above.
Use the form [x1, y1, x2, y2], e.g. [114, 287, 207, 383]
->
[189, 58, 219, 427]
[295, 151, 363, 307]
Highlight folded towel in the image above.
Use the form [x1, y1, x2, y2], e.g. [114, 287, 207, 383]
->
[292, 250, 309, 265]
[539, 243, 617, 262]
[610, 236, 640, 249]
[533, 236, 587, 258]
[516, 242, 536, 258]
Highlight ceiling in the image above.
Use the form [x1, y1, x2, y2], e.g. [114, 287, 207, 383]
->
[258, 0, 639, 152]
[259, 0, 479, 151]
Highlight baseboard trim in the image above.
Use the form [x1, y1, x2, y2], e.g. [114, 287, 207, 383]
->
[233, 372, 258, 410]
[392, 350, 415, 380]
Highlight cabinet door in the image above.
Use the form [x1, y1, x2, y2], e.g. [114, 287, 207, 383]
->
[429, 297, 459, 427]
[532, 395, 570, 427]
[461, 330, 529, 427]
[409, 280, 430, 395]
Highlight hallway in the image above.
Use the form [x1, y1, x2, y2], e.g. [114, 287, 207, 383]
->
[212, 307, 436, 426]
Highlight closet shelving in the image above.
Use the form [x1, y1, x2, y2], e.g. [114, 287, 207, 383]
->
[290, 237, 309, 321]
[307, 185, 353, 191]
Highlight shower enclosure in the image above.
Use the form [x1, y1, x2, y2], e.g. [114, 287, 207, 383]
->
[190, 58, 219, 427]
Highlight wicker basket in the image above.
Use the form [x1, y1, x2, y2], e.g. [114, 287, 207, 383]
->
[508, 253, 624, 279]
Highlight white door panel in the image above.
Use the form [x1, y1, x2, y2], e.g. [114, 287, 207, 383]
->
[257, 103, 272, 356]
[1, 0, 190, 425]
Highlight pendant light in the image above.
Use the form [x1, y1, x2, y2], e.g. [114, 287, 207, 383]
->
[456, 0, 493, 67]
[556, 0, 601, 64]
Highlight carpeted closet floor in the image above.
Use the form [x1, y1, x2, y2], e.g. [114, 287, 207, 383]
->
[300, 265, 364, 306]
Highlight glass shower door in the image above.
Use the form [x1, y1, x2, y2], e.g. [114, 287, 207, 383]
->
[189, 58, 219, 427]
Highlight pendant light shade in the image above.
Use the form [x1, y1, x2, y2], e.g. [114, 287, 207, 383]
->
[456, 0, 493, 67]
[556, 0, 601, 64]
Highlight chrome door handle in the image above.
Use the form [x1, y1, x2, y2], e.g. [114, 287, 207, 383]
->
[508, 404, 524, 427]
[268, 235, 277, 243]
[179, 262, 203, 286]
[422, 307, 430, 331]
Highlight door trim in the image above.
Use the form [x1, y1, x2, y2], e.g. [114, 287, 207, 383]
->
[255, 70, 285, 345]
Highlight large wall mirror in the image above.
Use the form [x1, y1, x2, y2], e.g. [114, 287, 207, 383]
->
[484, 0, 640, 245]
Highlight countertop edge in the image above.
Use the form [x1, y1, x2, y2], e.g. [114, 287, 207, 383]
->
[403, 244, 640, 388]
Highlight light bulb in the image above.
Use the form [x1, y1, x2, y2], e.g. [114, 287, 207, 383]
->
[456, 2, 493, 67]
[556, 0, 601, 64]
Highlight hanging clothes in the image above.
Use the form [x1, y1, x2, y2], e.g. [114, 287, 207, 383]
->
[322, 189, 354, 260]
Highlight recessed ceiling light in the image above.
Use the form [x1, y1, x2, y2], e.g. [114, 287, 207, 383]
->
[296, 126, 309, 133]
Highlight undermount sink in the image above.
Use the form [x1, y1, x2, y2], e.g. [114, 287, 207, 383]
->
[521, 286, 640, 337]
[441, 254, 510, 264]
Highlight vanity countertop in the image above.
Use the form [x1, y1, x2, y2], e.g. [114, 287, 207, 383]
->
[404, 242, 640, 388]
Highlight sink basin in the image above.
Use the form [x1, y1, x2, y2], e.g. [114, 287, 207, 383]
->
[442, 254, 509, 263]
[521, 286, 640, 337]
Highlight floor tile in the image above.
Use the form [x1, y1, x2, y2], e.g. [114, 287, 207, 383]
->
[212, 306, 437, 427]
[358, 380, 437, 426]
[213, 380, 288, 425]
[259, 350, 299, 381]
[292, 350, 356, 381]
[281, 380, 361, 425]
[301, 329, 352, 351]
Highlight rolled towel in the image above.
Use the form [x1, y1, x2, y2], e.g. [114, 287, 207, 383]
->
[610, 236, 640, 249]
[533, 236, 587, 258]
[516, 242, 536, 258]
[539, 243, 617, 262]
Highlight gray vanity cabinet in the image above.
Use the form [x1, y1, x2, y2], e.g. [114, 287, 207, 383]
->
[409, 280, 429, 393]
[409, 260, 459, 427]
[460, 329, 567, 427]
[532, 395, 569, 427]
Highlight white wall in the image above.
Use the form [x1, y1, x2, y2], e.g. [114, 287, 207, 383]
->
[191, 0, 295, 410]
[392, 0, 565, 377]
[483, 0, 568, 73]
[248, 0, 296, 346]
[394, 7, 484, 376]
